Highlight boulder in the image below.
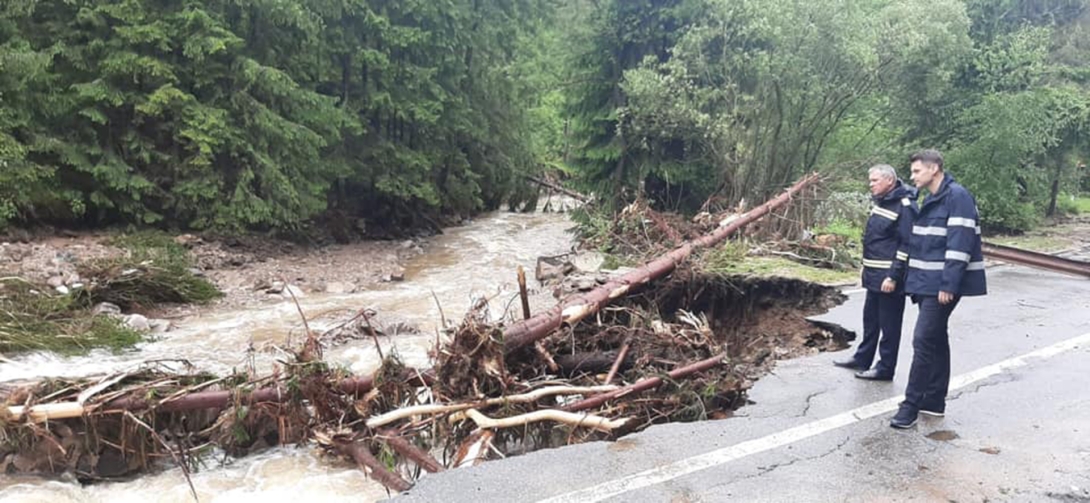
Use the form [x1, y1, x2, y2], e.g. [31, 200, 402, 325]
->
[325, 281, 356, 294]
[266, 281, 285, 294]
[535, 255, 576, 284]
[281, 284, 306, 299]
[148, 318, 173, 334]
[92, 302, 122, 316]
[123, 314, 151, 332]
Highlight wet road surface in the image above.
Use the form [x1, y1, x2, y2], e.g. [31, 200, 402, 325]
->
[398, 263, 1090, 503]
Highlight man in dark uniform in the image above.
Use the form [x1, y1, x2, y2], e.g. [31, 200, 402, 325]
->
[891, 149, 987, 429]
[833, 165, 917, 380]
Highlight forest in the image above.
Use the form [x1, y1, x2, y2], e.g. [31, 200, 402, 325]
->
[2, 0, 1089, 236]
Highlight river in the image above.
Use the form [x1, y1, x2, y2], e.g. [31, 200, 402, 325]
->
[1, 205, 584, 502]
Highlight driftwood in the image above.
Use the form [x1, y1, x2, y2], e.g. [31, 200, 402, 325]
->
[5, 174, 818, 425]
[7, 371, 435, 423]
[451, 408, 629, 433]
[333, 438, 412, 492]
[379, 432, 444, 474]
[562, 353, 730, 412]
[517, 266, 532, 320]
[604, 342, 631, 384]
[452, 430, 495, 468]
[556, 351, 631, 376]
[2, 174, 828, 494]
[365, 385, 618, 429]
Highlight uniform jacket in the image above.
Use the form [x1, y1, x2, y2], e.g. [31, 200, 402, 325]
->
[862, 180, 918, 292]
[904, 173, 987, 297]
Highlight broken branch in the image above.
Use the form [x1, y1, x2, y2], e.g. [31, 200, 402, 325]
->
[365, 385, 618, 429]
[453, 408, 629, 433]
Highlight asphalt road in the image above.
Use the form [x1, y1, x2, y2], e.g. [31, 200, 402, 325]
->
[395, 263, 1090, 503]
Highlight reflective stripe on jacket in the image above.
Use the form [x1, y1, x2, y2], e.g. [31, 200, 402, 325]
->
[862, 180, 918, 292]
[904, 173, 987, 297]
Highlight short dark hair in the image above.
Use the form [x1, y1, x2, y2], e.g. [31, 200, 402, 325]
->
[910, 149, 944, 170]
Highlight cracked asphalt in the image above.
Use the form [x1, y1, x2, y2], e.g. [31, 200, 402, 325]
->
[395, 264, 1090, 503]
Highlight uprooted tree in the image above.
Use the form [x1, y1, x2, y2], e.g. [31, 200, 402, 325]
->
[2, 175, 857, 493]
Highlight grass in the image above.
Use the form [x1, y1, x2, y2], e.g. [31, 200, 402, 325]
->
[0, 231, 221, 355]
[813, 218, 864, 245]
[0, 278, 143, 354]
[702, 241, 859, 285]
[1075, 196, 1090, 215]
[988, 233, 1074, 253]
[987, 193, 1089, 252]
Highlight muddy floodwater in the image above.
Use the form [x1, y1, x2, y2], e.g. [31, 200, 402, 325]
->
[0, 199, 861, 502]
[0, 208, 582, 502]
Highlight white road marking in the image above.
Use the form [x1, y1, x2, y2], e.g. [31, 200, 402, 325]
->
[539, 330, 1090, 503]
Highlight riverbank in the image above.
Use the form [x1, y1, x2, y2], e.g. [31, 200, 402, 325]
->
[0, 231, 420, 312]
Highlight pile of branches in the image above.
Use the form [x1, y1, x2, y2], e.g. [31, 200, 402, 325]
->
[357, 267, 851, 476]
[3, 175, 844, 494]
[0, 268, 848, 494]
[0, 357, 351, 486]
[580, 183, 836, 270]
[579, 198, 720, 261]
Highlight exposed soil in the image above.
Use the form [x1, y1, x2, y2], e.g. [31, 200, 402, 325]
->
[0, 231, 420, 312]
[425, 267, 853, 463]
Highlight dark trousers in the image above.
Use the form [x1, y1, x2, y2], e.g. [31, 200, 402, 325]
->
[852, 289, 906, 376]
[903, 295, 961, 410]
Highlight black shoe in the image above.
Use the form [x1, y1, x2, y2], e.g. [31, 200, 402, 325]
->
[890, 405, 918, 429]
[854, 369, 894, 381]
[833, 358, 867, 370]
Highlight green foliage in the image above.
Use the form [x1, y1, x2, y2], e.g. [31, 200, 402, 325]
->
[559, 0, 1090, 235]
[564, 0, 971, 212]
[0, 0, 549, 234]
[1074, 196, 1090, 214]
[947, 80, 1089, 231]
[5, 0, 1090, 237]
[814, 220, 864, 246]
[564, 0, 710, 210]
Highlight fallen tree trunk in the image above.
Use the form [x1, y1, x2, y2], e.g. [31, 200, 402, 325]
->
[8, 371, 435, 423]
[527, 176, 590, 202]
[502, 173, 821, 354]
[4, 174, 819, 423]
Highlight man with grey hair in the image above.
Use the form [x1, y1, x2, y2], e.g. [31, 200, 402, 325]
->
[833, 164, 918, 380]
